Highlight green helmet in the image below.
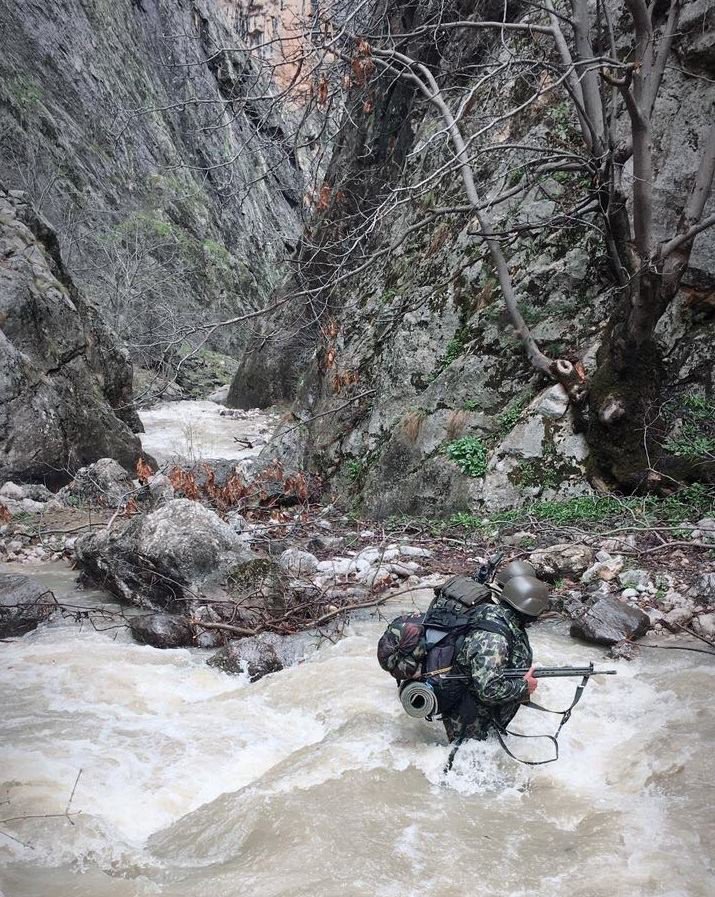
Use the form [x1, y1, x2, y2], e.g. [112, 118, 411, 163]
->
[500, 575, 550, 618]
[496, 559, 536, 586]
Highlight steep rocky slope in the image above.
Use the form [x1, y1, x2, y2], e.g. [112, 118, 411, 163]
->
[0, 0, 301, 367]
[230, 0, 715, 517]
[0, 189, 144, 487]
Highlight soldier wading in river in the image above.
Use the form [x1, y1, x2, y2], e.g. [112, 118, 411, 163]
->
[429, 560, 550, 744]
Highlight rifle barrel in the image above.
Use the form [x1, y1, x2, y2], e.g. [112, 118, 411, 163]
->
[504, 667, 617, 678]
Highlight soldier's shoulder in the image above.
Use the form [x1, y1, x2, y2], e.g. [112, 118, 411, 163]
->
[473, 602, 511, 624]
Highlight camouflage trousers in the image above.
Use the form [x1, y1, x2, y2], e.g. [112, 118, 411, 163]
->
[442, 696, 521, 743]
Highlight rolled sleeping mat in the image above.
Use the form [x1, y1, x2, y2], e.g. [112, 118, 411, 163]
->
[399, 680, 438, 719]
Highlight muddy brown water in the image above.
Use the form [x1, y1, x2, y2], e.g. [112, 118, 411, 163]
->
[1, 561, 713, 897]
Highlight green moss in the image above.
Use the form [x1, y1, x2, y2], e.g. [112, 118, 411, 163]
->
[6, 76, 42, 113]
[497, 397, 529, 435]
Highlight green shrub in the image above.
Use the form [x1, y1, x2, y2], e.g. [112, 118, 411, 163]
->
[346, 459, 364, 483]
[445, 436, 488, 477]
[664, 394, 715, 461]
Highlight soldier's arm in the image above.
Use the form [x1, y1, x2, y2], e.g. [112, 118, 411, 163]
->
[463, 631, 530, 705]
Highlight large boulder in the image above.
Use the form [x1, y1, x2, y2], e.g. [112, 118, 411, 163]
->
[570, 596, 651, 645]
[75, 499, 284, 619]
[0, 571, 57, 637]
[528, 544, 595, 581]
[0, 190, 145, 487]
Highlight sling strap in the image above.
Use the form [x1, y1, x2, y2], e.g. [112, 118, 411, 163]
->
[444, 670, 592, 771]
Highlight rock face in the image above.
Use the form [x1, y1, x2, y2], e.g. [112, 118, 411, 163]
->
[0, 0, 300, 367]
[0, 571, 57, 637]
[570, 596, 651, 646]
[0, 191, 145, 487]
[75, 498, 271, 612]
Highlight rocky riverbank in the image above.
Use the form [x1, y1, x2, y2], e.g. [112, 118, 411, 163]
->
[2, 447, 713, 672]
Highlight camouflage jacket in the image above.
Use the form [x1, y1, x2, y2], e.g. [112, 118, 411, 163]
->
[427, 587, 532, 706]
[455, 602, 532, 706]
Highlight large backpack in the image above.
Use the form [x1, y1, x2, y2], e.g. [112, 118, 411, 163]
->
[376, 575, 514, 718]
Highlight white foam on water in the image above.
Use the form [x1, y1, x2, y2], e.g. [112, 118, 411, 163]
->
[138, 400, 278, 465]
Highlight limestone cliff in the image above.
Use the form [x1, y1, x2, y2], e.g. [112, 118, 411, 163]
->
[0, 0, 301, 366]
[0, 189, 144, 487]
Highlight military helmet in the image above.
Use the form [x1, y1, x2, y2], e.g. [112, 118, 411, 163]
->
[496, 559, 536, 586]
[500, 575, 550, 618]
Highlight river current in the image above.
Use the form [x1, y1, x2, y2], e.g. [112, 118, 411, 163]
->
[1, 401, 713, 896]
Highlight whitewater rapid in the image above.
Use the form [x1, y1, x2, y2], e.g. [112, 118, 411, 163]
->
[1, 563, 713, 897]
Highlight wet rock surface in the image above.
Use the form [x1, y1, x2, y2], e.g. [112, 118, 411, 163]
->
[570, 596, 651, 646]
[207, 628, 339, 681]
[0, 571, 57, 637]
[129, 613, 194, 650]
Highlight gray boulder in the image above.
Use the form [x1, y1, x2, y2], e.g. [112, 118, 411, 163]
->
[618, 569, 652, 592]
[129, 613, 194, 649]
[75, 499, 284, 619]
[0, 190, 144, 488]
[692, 572, 715, 606]
[528, 544, 594, 580]
[570, 596, 651, 645]
[0, 482, 53, 503]
[59, 458, 136, 508]
[0, 572, 57, 637]
[279, 548, 319, 577]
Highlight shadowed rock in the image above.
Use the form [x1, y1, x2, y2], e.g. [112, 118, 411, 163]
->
[0, 191, 144, 487]
[129, 613, 194, 649]
[570, 595, 650, 645]
[0, 572, 57, 637]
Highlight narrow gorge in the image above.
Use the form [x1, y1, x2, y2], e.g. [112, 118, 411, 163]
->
[0, 2, 713, 896]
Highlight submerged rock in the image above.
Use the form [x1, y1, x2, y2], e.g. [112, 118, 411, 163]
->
[208, 639, 284, 681]
[570, 596, 650, 645]
[129, 613, 193, 649]
[0, 572, 57, 637]
[208, 628, 337, 680]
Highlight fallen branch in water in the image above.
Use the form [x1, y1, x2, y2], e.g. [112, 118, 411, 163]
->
[0, 769, 83, 850]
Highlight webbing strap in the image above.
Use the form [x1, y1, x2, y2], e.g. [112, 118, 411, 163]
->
[494, 671, 592, 765]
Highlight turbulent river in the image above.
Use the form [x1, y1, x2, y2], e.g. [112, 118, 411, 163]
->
[1, 566, 713, 897]
[1, 402, 713, 897]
